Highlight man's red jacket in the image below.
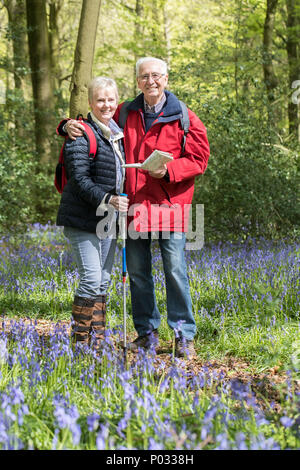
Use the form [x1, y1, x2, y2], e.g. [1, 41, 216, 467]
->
[113, 91, 210, 232]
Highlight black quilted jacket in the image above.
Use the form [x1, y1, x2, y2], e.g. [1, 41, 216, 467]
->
[56, 114, 123, 233]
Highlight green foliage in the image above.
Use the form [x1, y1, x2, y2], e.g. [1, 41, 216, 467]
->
[0, 0, 299, 239]
[0, 101, 61, 234]
[0, 118, 35, 233]
[192, 97, 299, 240]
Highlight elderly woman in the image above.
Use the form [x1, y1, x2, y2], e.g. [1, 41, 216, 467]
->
[56, 76, 128, 351]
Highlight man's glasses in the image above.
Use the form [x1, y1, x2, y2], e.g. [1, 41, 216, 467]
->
[138, 73, 165, 82]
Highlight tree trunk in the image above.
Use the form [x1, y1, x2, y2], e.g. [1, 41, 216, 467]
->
[151, 0, 161, 55]
[163, 0, 171, 68]
[133, 0, 144, 95]
[26, 0, 55, 164]
[234, 0, 242, 102]
[3, 0, 28, 137]
[4, 0, 27, 93]
[286, 0, 300, 141]
[48, 0, 63, 91]
[69, 0, 101, 118]
[262, 0, 279, 103]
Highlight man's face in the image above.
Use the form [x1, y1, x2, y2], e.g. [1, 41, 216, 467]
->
[89, 86, 118, 126]
[137, 60, 168, 105]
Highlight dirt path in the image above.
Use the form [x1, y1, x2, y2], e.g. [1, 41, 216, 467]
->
[1, 316, 298, 409]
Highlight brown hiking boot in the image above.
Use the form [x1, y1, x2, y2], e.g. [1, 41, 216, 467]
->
[71, 296, 94, 346]
[128, 330, 159, 352]
[175, 337, 196, 358]
[91, 294, 106, 350]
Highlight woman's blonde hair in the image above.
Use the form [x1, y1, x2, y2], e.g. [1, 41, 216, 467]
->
[88, 76, 119, 102]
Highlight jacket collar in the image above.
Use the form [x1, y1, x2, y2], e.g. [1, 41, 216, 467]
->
[88, 113, 123, 141]
[127, 90, 183, 123]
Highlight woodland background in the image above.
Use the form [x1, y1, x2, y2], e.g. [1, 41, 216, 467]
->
[0, 0, 299, 241]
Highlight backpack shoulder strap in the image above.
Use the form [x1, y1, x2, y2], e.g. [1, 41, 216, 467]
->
[80, 121, 98, 158]
[179, 100, 190, 154]
[118, 101, 132, 129]
[179, 101, 190, 134]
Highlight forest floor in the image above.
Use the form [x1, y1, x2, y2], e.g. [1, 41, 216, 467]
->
[2, 316, 297, 414]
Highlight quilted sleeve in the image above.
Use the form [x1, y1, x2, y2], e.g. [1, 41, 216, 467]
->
[63, 137, 107, 208]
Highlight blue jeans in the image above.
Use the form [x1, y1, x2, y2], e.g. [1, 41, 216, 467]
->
[64, 226, 116, 299]
[126, 232, 196, 340]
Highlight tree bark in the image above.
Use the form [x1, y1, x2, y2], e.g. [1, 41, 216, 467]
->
[69, 0, 101, 118]
[133, 0, 144, 95]
[151, 0, 161, 54]
[286, 0, 300, 140]
[263, 0, 279, 100]
[4, 0, 27, 93]
[163, 0, 171, 68]
[234, 0, 242, 102]
[3, 0, 28, 137]
[48, 0, 63, 90]
[26, 0, 55, 164]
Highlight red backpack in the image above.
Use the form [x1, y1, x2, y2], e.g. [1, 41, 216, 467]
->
[54, 117, 98, 193]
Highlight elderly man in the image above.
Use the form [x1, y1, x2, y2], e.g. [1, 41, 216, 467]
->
[60, 57, 210, 358]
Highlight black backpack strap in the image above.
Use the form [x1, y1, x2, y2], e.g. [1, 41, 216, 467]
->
[179, 100, 190, 154]
[118, 101, 132, 129]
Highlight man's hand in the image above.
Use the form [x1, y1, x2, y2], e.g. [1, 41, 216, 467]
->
[109, 195, 129, 213]
[65, 119, 85, 140]
[148, 164, 167, 179]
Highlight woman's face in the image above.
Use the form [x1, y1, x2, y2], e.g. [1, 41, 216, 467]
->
[89, 86, 118, 125]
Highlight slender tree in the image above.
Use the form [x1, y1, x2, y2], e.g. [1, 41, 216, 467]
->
[262, 0, 279, 104]
[233, 0, 243, 102]
[133, 0, 144, 95]
[286, 0, 300, 140]
[48, 0, 63, 90]
[26, 0, 55, 164]
[163, 0, 171, 68]
[69, 0, 101, 118]
[2, 0, 27, 93]
[2, 0, 28, 137]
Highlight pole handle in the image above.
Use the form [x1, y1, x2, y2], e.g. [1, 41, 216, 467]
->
[119, 193, 128, 242]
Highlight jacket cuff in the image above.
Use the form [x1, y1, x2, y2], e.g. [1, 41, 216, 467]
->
[165, 163, 176, 183]
[163, 169, 170, 183]
[97, 193, 112, 213]
[56, 118, 70, 137]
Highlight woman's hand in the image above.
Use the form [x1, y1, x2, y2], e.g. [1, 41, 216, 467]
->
[109, 195, 129, 213]
[65, 119, 86, 140]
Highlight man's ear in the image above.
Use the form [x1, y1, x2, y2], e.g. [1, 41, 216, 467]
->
[136, 77, 142, 92]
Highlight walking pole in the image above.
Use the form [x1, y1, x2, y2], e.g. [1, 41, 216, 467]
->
[120, 193, 128, 365]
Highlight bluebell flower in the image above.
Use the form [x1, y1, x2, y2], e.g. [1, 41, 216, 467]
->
[235, 432, 248, 450]
[53, 397, 81, 446]
[87, 413, 100, 432]
[250, 434, 281, 450]
[0, 338, 8, 363]
[215, 433, 231, 450]
[96, 423, 109, 450]
[280, 416, 294, 428]
[200, 423, 211, 441]
[147, 437, 164, 450]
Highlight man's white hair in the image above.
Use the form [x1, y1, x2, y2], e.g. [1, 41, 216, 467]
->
[136, 57, 168, 77]
[88, 76, 119, 102]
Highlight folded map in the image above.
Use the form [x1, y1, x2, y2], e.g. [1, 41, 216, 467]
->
[122, 150, 173, 172]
